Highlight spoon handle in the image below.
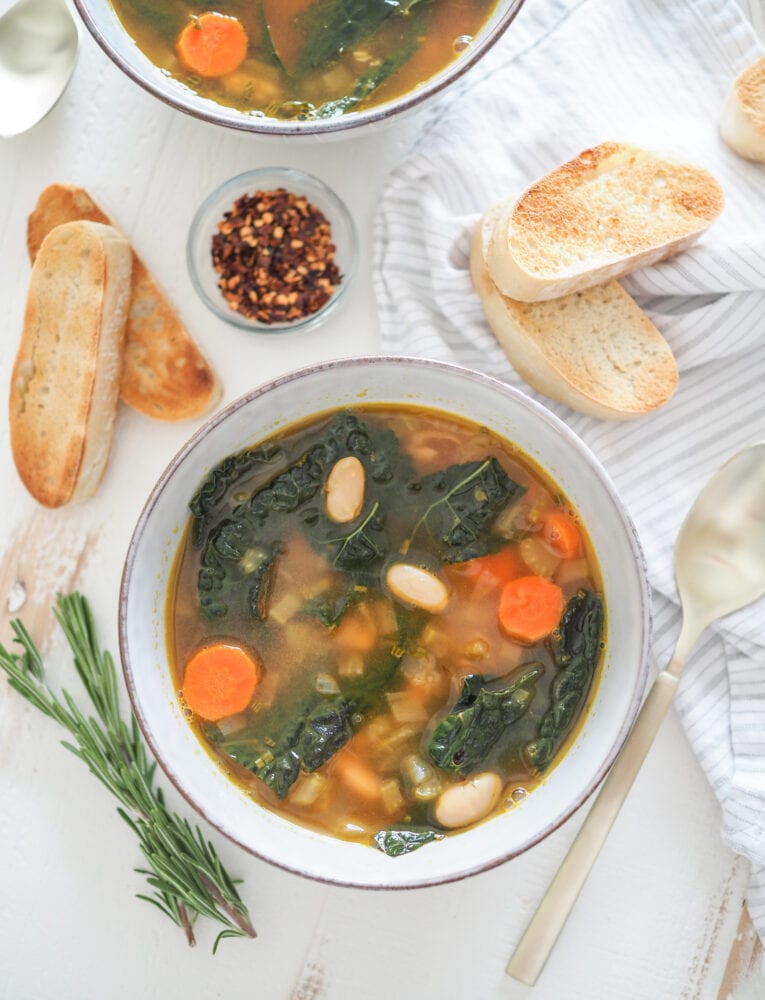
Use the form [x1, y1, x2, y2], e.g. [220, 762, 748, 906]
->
[507, 669, 680, 985]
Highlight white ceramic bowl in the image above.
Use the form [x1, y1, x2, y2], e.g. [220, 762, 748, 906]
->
[120, 357, 650, 889]
[73, 0, 525, 137]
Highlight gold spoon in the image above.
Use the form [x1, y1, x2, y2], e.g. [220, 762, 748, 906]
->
[507, 442, 765, 985]
[0, 0, 79, 139]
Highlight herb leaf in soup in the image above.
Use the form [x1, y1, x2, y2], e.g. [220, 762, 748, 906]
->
[428, 663, 543, 774]
[309, 39, 418, 119]
[374, 825, 444, 857]
[324, 500, 387, 570]
[409, 458, 525, 563]
[288, 0, 409, 75]
[220, 690, 355, 797]
[196, 411, 410, 618]
[523, 590, 604, 772]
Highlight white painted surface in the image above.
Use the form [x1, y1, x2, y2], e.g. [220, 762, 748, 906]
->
[0, 16, 756, 1000]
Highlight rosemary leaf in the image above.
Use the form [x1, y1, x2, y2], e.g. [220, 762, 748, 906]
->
[0, 592, 256, 951]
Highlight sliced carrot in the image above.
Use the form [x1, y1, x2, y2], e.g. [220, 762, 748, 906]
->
[498, 575, 564, 645]
[177, 13, 248, 78]
[542, 511, 582, 559]
[182, 642, 259, 721]
[452, 547, 524, 590]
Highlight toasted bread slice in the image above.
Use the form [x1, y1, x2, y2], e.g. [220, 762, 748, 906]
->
[720, 56, 765, 163]
[488, 143, 724, 301]
[11, 221, 132, 507]
[28, 184, 221, 422]
[472, 203, 678, 420]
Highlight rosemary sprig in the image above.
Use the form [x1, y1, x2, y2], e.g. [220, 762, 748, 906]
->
[0, 593, 256, 952]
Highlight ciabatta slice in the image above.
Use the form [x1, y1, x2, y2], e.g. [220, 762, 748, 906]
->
[488, 143, 724, 302]
[472, 203, 678, 420]
[10, 221, 132, 507]
[720, 56, 765, 162]
[28, 184, 221, 422]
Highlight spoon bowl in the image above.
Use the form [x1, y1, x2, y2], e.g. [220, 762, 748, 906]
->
[675, 442, 765, 645]
[508, 441, 765, 985]
[0, 0, 79, 138]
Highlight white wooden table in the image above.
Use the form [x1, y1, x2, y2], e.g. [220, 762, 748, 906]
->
[0, 17, 761, 1000]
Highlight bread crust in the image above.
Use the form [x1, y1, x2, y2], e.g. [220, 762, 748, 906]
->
[720, 56, 765, 162]
[471, 204, 678, 420]
[488, 143, 724, 301]
[28, 184, 221, 421]
[10, 221, 132, 507]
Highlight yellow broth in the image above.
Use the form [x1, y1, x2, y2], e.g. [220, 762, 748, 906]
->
[167, 406, 606, 850]
[109, 0, 499, 120]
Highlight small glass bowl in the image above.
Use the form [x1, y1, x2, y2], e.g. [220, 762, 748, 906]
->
[187, 167, 358, 333]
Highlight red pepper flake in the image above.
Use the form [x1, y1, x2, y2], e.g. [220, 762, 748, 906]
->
[211, 187, 342, 324]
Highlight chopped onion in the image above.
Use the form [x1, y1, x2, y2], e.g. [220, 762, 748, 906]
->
[386, 691, 428, 723]
[269, 591, 301, 625]
[555, 558, 590, 589]
[289, 773, 327, 807]
[381, 779, 405, 815]
[520, 536, 560, 578]
[413, 777, 442, 802]
[366, 714, 393, 745]
[338, 653, 365, 679]
[216, 712, 249, 738]
[374, 599, 398, 637]
[403, 753, 435, 787]
[315, 672, 340, 695]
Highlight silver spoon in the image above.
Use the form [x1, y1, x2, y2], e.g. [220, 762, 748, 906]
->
[0, 0, 79, 139]
[507, 441, 765, 986]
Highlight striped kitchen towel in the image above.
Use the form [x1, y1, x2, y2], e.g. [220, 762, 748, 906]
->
[373, 0, 765, 950]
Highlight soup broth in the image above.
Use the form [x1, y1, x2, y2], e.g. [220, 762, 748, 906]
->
[109, 0, 498, 120]
[168, 406, 606, 855]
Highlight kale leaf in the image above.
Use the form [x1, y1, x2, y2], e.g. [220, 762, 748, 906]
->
[196, 412, 410, 618]
[303, 584, 363, 628]
[408, 458, 524, 563]
[523, 591, 604, 772]
[374, 825, 444, 857]
[295, 0, 403, 74]
[224, 693, 355, 798]
[309, 40, 418, 119]
[428, 663, 543, 774]
[219, 605, 425, 797]
[189, 443, 282, 546]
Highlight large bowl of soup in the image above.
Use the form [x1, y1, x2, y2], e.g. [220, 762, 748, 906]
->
[120, 356, 650, 887]
[73, 0, 525, 136]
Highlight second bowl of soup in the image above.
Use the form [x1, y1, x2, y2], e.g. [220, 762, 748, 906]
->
[120, 357, 650, 887]
[74, 0, 526, 135]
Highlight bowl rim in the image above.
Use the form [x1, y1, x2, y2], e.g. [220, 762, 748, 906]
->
[72, 0, 526, 136]
[119, 355, 652, 889]
[187, 166, 358, 333]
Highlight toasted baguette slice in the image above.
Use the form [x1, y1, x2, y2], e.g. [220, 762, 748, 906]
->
[472, 203, 678, 420]
[10, 221, 132, 507]
[488, 143, 724, 302]
[28, 184, 221, 422]
[720, 57, 765, 162]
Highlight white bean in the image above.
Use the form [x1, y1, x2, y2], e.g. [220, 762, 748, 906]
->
[386, 562, 449, 613]
[434, 772, 503, 830]
[325, 456, 365, 523]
